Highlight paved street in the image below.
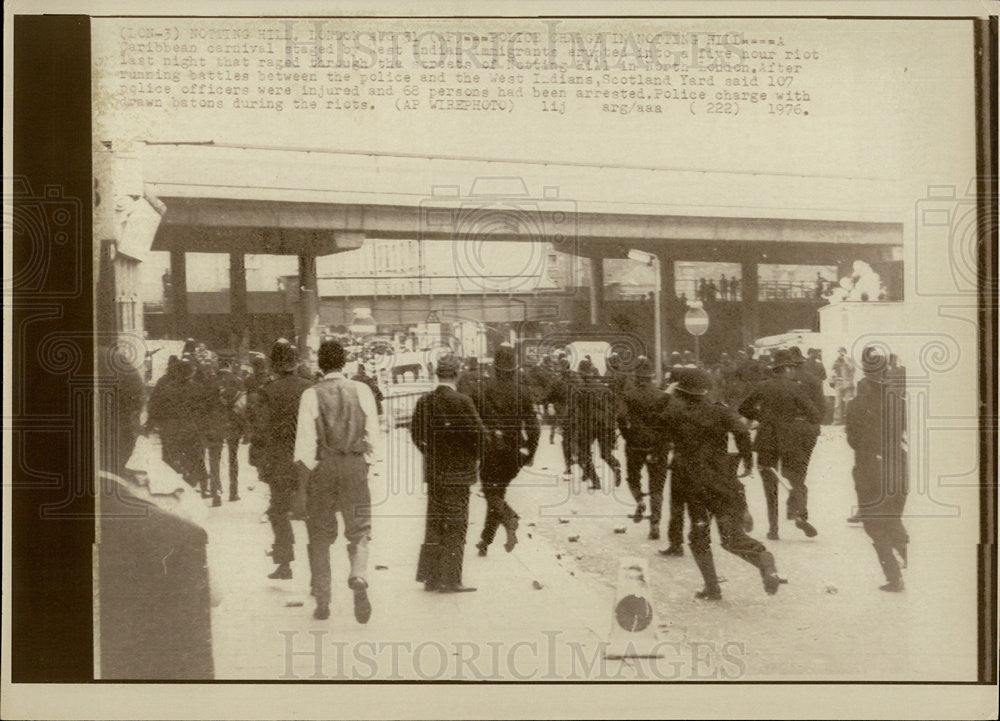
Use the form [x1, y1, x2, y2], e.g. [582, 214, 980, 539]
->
[130, 420, 979, 681]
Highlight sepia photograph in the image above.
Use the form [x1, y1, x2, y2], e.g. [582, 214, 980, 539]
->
[3, 1, 997, 719]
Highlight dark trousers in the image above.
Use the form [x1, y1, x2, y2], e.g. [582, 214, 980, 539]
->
[178, 434, 207, 492]
[854, 453, 909, 582]
[666, 473, 687, 547]
[205, 441, 223, 499]
[160, 430, 186, 477]
[417, 482, 471, 588]
[261, 459, 297, 565]
[305, 454, 371, 604]
[480, 459, 519, 547]
[758, 422, 818, 525]
[577, 431, 621, 487]
[225, 434, 239, 497]
[558, 415, 573, 470]
[687, 490, 774, 589]
[625, 446, 667, 524]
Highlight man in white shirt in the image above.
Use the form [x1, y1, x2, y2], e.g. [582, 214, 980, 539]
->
[293, 339, 381, 623]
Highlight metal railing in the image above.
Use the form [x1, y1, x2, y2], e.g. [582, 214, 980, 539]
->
[383, 384, 434, 428]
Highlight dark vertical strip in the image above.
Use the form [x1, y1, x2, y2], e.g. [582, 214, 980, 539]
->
[975, 15, 998, 685]
[12, 15, 94, 682]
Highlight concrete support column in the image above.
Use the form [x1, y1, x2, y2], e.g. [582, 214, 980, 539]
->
[169, 250, 187, 339]
[297, 254, 319, 364]
[589, 256, 604, 326]
[740, 260, 760, 349]
[228, 252, 248, 358]
[657, 254, 677, 365]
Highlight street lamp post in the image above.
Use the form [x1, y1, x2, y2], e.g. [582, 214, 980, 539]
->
[509, 296, 529, 351]
[627, 249, 662, 385]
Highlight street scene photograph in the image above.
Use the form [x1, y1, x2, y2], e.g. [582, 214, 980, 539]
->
[69, 10, 988, 691]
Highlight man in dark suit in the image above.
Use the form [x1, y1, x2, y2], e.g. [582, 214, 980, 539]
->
[473, 344, 540, 556]
[411, 353, 486, 592]
[846, 346, 909, 591]
[246, 339, 314, 580]
[739, 349, 822, 540]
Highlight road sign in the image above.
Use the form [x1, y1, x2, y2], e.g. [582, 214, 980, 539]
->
[684, 307, 709, 336]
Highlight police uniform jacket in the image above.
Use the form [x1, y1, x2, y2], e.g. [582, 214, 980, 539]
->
[410, 385, 486, 486]
[793, 366, 827, 420]
[657, 399, 752, 509]
[738, 375, 821, 455]
[569, 376, 618, 442]
[619, 382, 669, 451]
[478, 374, 541, 471]
[247, 372, 314, 472]
[845, 377, 908, 515]
[147, 373, 185, 434]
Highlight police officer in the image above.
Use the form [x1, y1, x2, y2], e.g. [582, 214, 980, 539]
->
[789, 346, 826, 423]
[618, 357, 668, 540]
[569, 369, 622, 491]
[145, 355, 187, 477]
[846, 346, 909, 592]
[178, 353, 215, 500]
[457, 356, 488, 405]
[246, 339, 313, 580]
[549, 354, 576, 477]
[352, 362, 384, 417]
[217, 359, 246, 501]
[656, 368, 783, 600]
[605, 351, 634, 398]
[199, 357, 230, 507]
[474, 344, 540, 556]
[739, 349, 822, 540]
[411, 353, 486, 593]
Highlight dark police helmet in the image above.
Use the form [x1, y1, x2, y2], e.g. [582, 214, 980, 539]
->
[861, 345, 888, 376]
[770, 349, 799, 370]
[270, 338, 299, 373]
[493, 344, 518, 373]
[634, 356, 655, 378]
[673, 367, 712, 396]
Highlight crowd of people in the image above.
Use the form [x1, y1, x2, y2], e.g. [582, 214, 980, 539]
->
[143, 332, 910, 624]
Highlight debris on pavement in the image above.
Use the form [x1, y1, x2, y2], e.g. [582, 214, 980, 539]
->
[532, 580, 543, 590]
